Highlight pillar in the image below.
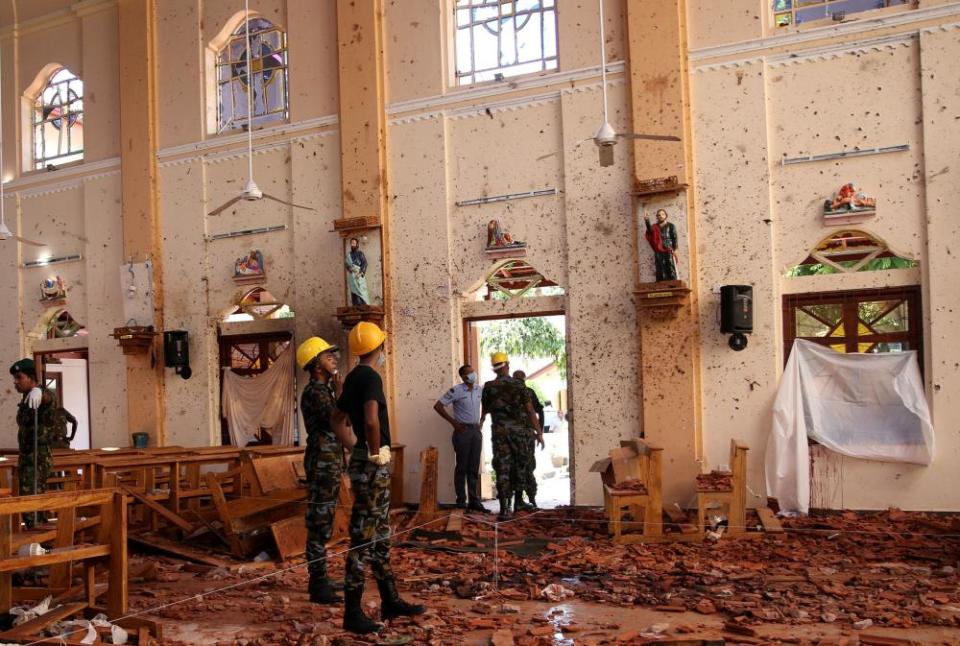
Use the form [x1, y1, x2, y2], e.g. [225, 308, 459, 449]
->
[117, 0, 164, 445]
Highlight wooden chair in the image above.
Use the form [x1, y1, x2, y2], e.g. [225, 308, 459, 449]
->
[697, 439, 748, 536]
[592, 439, 663, 544]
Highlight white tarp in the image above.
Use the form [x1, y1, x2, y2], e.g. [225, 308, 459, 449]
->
[765, 339, 933, 515]
[221, 345, 295, 447]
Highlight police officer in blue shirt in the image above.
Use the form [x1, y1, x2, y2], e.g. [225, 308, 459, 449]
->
[433, 364, 487, 513]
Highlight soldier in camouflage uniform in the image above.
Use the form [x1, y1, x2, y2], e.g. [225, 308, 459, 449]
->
[333, 322, 425, 634]
[297, 337, 346, 605]
[10, 359, 56, 527]
[480, 353, 542, 521]
[512, 370, 545, 511]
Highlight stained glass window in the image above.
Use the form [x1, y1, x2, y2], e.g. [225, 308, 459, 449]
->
[784, 230, 918, 277]
[32, 68, 84, 170]
[773, 0, 909, 28]
[455, 0, 558, 86]
[216, 18, 289, 133]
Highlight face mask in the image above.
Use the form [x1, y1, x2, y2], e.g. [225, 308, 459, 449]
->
[376, 351, 386, 369]
[465, 372, 477, 384]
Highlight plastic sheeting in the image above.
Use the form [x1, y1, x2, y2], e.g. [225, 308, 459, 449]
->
[765, 339, 933, 515]
[221, 345, 295, 446]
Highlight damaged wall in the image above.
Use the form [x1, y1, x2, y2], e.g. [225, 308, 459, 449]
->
[688, 2, 960, 510]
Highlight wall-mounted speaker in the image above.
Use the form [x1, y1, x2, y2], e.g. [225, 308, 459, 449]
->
[720, 285, 753, 334]
[163, 330, 192, 379]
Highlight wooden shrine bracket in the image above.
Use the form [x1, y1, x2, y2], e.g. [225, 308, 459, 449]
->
[634, 280, 691, 320]
[335, 305, 385, 329]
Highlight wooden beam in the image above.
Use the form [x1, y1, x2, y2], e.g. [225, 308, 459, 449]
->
[0, 602, 87, 640]
[119, 484, 193, 532]
[757, 507, 784, 534]
[107, 491, 128, 616]
[411, 447, 440, 527]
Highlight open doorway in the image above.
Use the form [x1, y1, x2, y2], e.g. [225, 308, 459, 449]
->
[465, 314, 570, 508]
[34, 351, 91, 450]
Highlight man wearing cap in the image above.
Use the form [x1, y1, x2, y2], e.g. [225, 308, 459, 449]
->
[433, 364, 486, 513]
[297, 336, 351, 605]
[480, 352, 542, 521]
[9, 359, 56, 527]
[333, 321, 425, 634]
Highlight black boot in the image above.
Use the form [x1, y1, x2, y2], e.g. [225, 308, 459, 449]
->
[514, 492, 532, 512]
[309, 576, 342, 604]
[342, 589, 383, 634]
[377, 577, 426, 620]
[525, 492, 538, 510]
[497, 496, 512, 521]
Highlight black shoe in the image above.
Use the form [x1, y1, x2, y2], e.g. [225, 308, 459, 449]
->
[467, 501, 488, 513]
[497, 497, 512, 522]
[514, 494, 533, 512]
[377, 577, 426, 620]
[343, 589, 383, 634]
[455, 501, 467, 509]
[525, 495, 539, 511]
[309, 576, 342, 604]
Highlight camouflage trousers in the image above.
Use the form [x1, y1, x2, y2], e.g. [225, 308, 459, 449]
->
[519, 429, 537, 499]
[344, 453, 393, 593]
[305, 455, 342, 580]
[18, 449, 52, 528]
[491, 426, 525, 500]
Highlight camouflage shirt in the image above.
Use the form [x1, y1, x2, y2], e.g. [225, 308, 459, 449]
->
[481, 375, 532, 429]
[301, 378, 340, 475]
[16, 389, 58, 454]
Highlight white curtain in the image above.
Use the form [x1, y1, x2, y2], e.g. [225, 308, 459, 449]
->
[221, 345, 295, 446]
[765, 339, 934, 515]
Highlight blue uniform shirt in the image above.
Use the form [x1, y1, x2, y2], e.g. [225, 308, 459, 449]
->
[438, 382, 483, 424]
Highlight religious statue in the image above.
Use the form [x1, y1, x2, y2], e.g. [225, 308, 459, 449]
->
[824, 183, 876, 215]
[644, 209, 679, 282]
[345, 237, 370, 307]
[39, 276, 67, 302]
[234, 250, 266, 280]
[486, 220, 526, 251]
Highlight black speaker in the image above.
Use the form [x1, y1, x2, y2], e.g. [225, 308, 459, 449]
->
[163, 330, 192, 379]
[720, 285, 753, 334]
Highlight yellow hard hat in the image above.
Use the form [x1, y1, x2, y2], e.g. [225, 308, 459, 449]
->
[349, 321, 386, 356]
[490, 352, 509, 367]
[296, 337, 338, 371]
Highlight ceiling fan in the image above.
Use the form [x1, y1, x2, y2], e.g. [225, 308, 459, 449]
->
[207, 0, 315, 217]
[0, 38, 45, 248]
[590, 0, 681, 167]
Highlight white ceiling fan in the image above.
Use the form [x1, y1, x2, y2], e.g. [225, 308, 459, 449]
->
[207, 0, 314, 217]
[590, 0, 681, 168]
[0, 35, 45, 248]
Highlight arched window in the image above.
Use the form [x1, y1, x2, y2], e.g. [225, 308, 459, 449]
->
[784, 230, 917, 277]
[32, 68, 84, 169]
[216, 18, 289, 133]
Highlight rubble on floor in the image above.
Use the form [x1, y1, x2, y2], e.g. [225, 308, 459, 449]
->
[696, 472, 734, 492]
[126, 508, 960, 645]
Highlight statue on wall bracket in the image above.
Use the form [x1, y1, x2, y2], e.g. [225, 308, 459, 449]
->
[233, 249, 266, 284]
[485, 219, 527, 258]
[823, 182, 876, 225]
[643, 208, 679, 282]
[39, 276, 67, 303]
[346, 237, 370, 306]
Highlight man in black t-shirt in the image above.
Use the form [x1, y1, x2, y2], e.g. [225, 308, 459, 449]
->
[333, 321, 425, 634]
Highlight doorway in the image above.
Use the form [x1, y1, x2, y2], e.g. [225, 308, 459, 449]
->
[217, 332, 293, 446]
[464, 314, 570, 508]
[33, 350, 91, 450]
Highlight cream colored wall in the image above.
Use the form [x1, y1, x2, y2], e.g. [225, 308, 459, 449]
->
[689, 3, 960, 510]
[0, 2, 125, 449]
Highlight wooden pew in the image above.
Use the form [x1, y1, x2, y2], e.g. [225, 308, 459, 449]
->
[593, 439, 665, 544]
[696, 439, 749, 537]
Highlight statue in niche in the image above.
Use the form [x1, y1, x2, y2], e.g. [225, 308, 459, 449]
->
[40, 276, 67, 302]
[234, 250, 266, 281]
[486, 220, 526, 250]
[824, 183, 876, 216]
[643, 208, 679, 282]
[345, 237, 370, 307]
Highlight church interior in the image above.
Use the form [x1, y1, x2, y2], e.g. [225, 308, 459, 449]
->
[0, 0, 959, 643]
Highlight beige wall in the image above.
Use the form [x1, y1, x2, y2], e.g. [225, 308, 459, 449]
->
[689, 2, 960, 510]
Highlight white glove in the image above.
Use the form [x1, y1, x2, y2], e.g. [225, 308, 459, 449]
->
[26, 387, 42, 410]
[368, 445, 391, 466]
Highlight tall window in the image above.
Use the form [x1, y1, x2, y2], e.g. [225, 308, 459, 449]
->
[454, 0, 558, 86]
[216, 18, 289, 133]
[783, 286, 922, 370]
[33, 68, 84, 169]
[773, 0, 910, 28]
